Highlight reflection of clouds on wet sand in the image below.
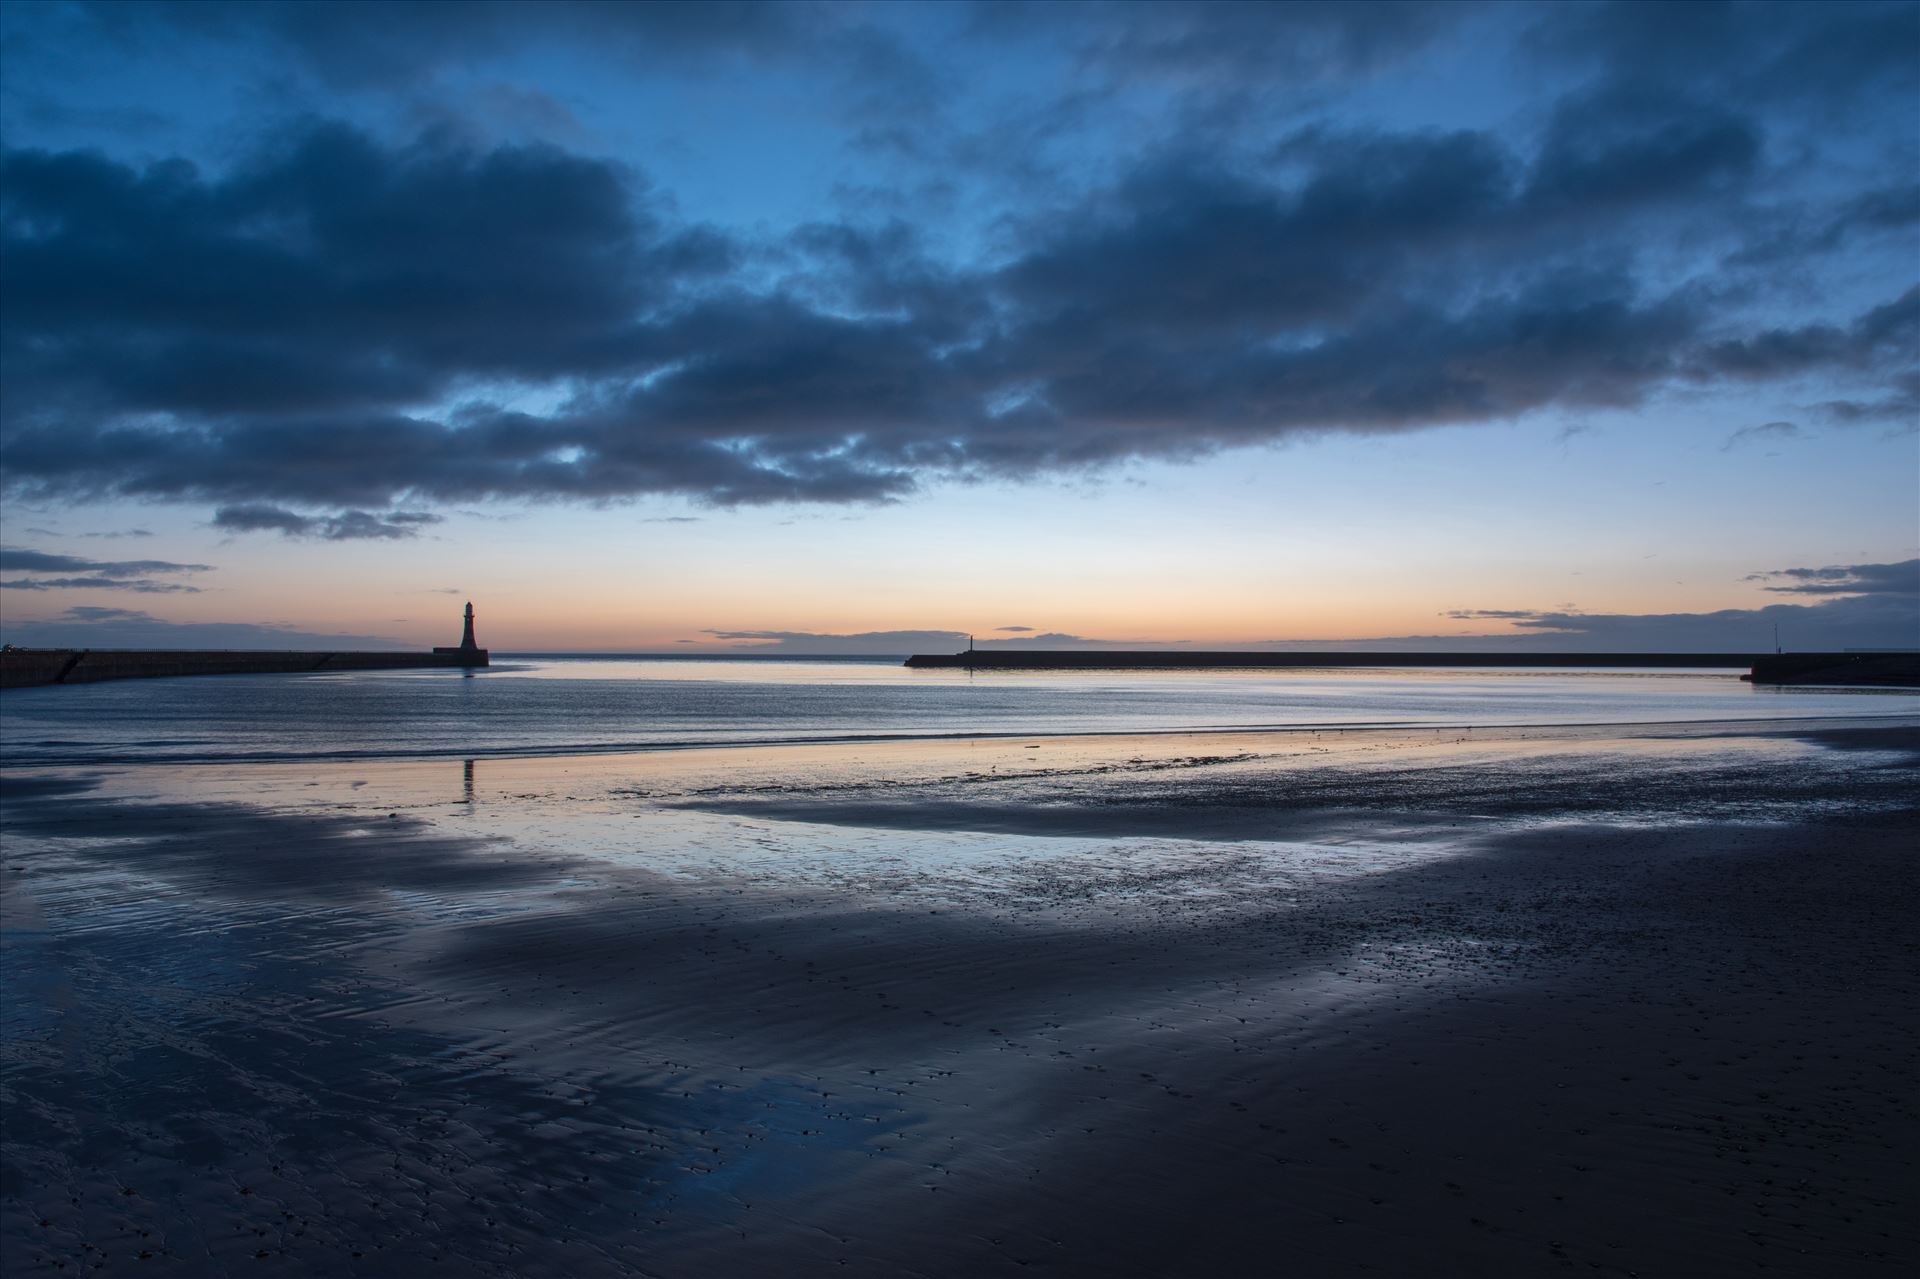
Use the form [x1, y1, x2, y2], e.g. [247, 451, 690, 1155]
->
[3, 720, 1917, 1275]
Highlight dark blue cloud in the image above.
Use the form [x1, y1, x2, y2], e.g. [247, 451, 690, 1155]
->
[1528, 0, 1920, 115]
[212, 505, 442, 540]
[0, 549, 210, 574]
[710, 560, 1920, 653]
[0, 3, 1913, 522]
[0, 576, 201, 594]
[975, 0, 1478, 82]
[1748, 559, 1919, 596]
[1435, 560, 1919, 651]
[0, 547, 212, 594]
[703, 628, 969, 654]
[0, 606, 401, 649]
[1721, 421, 1801, 451]
[702, 627, 1151, 653]
[53, 1, 822, 86]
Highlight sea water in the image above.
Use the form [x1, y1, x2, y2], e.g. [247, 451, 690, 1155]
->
[1, 655, 1913, 767]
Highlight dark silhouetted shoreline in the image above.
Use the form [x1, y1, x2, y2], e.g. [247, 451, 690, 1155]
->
[907, 649, 1760, 669]
[0, 646, 487, 690]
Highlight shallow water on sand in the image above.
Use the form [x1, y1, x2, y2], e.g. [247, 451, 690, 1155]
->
[4, 715, 1917, 1276]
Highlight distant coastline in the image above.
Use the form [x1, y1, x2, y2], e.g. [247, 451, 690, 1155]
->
[907, 648, 1762, 669]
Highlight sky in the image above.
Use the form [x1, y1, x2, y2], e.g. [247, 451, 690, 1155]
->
[0, 0, 1915, 653]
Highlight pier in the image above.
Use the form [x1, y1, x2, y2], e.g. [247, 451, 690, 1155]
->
[903, 650, 1766, 670]
[904, 649, 1920, 685]
[1, 603, 490, 689]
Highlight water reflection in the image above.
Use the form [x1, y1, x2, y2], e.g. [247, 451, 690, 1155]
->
[6, 659, 1911, 769]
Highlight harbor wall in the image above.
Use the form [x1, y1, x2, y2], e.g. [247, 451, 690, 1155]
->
[902, 649, 1918, 686]
[903, 650, 1766, 670]
[1741, 652, 1919, 686]
[1, 648, 487, 690]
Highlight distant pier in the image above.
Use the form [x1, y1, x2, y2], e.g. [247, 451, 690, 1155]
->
[1, 602, 490, 689]
[903, 649, 1920, 686]
[904, 650, 1766, 670]
[1742, 652, 1919, 687]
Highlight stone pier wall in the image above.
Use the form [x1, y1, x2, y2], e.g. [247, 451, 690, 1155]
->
[1, 649, 488, 690]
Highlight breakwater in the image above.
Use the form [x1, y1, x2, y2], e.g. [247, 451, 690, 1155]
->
[904, 650, 1766, 670]
[1, 647, 488, 690]
[1742, 652, 1920, 686]
[903, 649, 1920, 686]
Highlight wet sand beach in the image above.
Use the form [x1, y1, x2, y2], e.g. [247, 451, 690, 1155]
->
[3, 719, 1917, 1276]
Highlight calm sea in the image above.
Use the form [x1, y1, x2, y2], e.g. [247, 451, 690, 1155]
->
[2, 655, 1914, 768]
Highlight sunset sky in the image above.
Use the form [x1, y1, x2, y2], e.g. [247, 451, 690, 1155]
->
[1, 0, 1915, 652]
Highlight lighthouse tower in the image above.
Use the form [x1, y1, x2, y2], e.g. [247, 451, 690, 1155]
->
[434, 601, 490, 667]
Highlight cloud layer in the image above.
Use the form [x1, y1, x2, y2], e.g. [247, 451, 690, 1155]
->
[0, 548, 211, 594]
[703, 628, 1153, 654]
[709, 559, 1917, 654]
[0, 2, 1913, 526]
[211, 505, 442, 540]
[1437, 559, 1918, 651]
[0, 606, 401, 650]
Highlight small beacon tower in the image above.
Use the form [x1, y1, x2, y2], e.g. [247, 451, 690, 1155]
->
[434, 601, 490, 667]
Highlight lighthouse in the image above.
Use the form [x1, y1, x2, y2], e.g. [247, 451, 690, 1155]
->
[433, 601, 490, 667]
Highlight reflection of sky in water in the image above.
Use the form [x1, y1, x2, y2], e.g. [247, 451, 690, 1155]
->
[5, 715, 1912, 1272]
[0, 840, 770, 1266]
[20, 720, 1908, 929]
[1, 658, 1914, 767]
